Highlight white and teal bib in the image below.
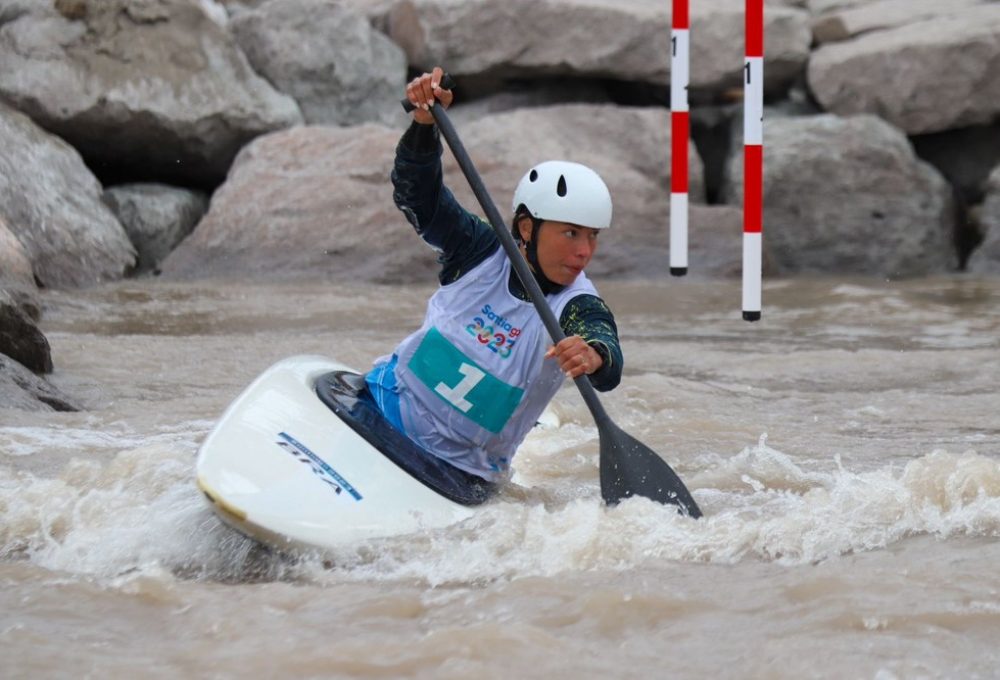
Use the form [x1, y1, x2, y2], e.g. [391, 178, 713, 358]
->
[391, 248, 597, 481]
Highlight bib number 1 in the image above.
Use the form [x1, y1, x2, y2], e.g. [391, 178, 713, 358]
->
[407, 327, 524, 434]
[434, 363, 484, 412]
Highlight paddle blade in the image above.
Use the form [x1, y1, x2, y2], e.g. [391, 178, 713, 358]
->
[598, 420, 702, 518]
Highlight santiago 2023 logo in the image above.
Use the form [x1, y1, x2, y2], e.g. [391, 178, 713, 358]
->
[466, 303, 521, 359]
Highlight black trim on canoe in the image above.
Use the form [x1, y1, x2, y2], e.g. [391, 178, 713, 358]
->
[315, 371, 496, 507]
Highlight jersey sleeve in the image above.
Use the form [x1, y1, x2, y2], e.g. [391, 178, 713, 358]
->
[391, 122, 498, 285]
[559, 294, 623, 391]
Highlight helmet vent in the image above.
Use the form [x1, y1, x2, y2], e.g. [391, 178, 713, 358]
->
[529, 169, 538, 182]
[557, 175, 567, 197]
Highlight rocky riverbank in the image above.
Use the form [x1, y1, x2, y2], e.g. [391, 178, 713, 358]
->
[2, 0, 1000, 409]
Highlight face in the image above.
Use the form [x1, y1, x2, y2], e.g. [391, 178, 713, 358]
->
[519, 218, 600, 285]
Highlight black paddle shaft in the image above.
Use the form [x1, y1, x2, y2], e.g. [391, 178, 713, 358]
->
[400, 79, 702, 517]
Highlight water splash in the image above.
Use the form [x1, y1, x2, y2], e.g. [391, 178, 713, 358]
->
[3, 437, 999, 585]
[0, 444, 294, 583]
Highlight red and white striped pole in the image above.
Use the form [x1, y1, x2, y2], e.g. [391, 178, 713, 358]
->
[743, 0, 763, 321]
[670, 0, 690, 276]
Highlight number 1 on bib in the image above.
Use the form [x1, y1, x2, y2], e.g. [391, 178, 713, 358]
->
[434, 363, 485, 412]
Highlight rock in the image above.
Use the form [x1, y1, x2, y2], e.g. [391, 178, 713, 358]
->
[807, 5, 1000, 135]
[725, 114, 956, 278]
[807, 0, 876, 13]
[388, 0, 811, 99]
[103, 184, 209, 275]
[0, 354, 78, 412]
[3, 289, 41, 325]
[967, 165, 1000, 274]
[160, 123, 416, 283]
[0, 104, 137, 289]
[0, 0, 303, 187]
[811, 0, 986, 44]
[160, 103, 715, 281]
[229, 0, 407, 126]
[445, 82, 616, 129]
[0, 289, 51, 374]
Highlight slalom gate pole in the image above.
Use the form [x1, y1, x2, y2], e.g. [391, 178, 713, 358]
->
[670, 0, 690, 277]
[742, 0, 764, 322]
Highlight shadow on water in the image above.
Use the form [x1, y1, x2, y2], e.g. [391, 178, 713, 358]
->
[170, 529, 306, 585]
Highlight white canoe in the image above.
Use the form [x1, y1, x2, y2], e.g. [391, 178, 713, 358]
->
[197, 355, 560, 554]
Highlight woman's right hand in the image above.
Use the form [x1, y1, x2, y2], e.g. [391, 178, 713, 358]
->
[406, 66, 453, 125]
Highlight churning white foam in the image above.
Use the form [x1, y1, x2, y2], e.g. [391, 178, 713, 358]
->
[302, 436, 1000, 585]
[3, 434, 999, 586]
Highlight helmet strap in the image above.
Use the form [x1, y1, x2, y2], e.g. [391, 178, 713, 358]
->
[513, 213, 564, 295]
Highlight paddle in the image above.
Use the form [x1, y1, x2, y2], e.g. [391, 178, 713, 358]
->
[402, 78, 702, 517]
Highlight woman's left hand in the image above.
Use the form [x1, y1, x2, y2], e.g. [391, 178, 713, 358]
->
[545, 335, 603, 379]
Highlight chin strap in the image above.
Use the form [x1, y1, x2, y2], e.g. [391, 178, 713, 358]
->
[515, 215, 565, 296]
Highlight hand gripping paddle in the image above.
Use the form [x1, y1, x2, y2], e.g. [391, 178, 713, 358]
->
[402, 76, 702, 517]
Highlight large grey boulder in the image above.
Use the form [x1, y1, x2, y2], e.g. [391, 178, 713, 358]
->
[725, 114, 956, 278]
[0, 104, 136, 289]
[0, 0, 302, 187]
[160, 123, 413, 283]
[102, 184, 210, 275]
[807, 4, 1000, 135]
[388, 0, 811, 97]
[229, 0, 407, 126]
[967, 165, 1000, 274]
[160, 103, 720, 282]
[811, 0, 986, 44]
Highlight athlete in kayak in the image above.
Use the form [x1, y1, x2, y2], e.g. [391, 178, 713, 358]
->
[364, 67, 623, 501]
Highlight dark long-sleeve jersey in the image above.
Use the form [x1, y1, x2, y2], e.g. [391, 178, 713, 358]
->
[391, 121, 623, 391]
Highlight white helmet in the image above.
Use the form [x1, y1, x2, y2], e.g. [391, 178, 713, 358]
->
[511, 161, 613, 230]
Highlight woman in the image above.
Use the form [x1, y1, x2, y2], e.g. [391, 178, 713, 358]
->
[364, 68, 623, 501]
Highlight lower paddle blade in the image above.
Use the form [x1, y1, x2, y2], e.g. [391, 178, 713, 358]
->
[598, 420, 702, 518]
